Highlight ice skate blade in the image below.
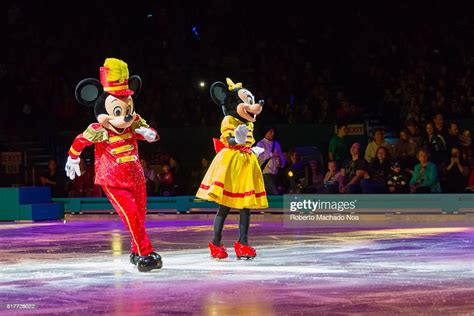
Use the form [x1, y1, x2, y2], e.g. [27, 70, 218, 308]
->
[236, 256, 256, 260]
[156, 260, 163, 269]
[137, 260, 163, 272]
[137, 264, 162, 272]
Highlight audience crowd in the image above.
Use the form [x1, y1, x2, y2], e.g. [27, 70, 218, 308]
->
[3, 1, 474, 196]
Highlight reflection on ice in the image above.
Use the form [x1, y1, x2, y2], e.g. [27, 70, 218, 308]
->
[0, 217, 473, 314]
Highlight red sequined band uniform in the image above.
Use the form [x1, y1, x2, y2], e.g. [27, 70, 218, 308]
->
[67, 118, 159, 256]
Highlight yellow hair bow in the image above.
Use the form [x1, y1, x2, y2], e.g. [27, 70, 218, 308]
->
[226, 78, 242, 91]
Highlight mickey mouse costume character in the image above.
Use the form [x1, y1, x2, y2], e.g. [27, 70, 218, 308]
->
[65, 58, 162, 272]
[196, 78, 268, 260]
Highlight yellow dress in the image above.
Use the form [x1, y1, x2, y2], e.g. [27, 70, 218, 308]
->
[196, 116, 268, 209]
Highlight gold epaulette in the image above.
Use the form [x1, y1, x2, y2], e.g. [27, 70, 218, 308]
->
[131, 115, 150, 131]
[83, 124, 109, 142]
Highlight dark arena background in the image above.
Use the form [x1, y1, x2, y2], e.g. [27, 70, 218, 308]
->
[1, 1, 474, 315]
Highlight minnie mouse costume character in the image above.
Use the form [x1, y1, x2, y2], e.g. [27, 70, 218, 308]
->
[65, 58, 162, 272]
[196, 78, 268, 260]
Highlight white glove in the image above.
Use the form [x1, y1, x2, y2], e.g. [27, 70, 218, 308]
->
[251, 146, 265, 158]
[65, 156, 81, 180]
[234, 125, 249, 144]
[135, 127, 157, 142]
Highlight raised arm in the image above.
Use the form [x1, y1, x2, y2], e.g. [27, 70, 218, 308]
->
[132, 115, 160, 142]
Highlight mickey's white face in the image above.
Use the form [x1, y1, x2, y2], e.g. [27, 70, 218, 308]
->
[97, 95, 136, 134]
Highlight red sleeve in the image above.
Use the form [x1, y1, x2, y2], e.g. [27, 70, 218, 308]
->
[68, 124, 103, 159]
[68, 134, 92, 159]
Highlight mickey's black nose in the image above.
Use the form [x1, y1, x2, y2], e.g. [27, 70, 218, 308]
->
[124, 114, 133, 122]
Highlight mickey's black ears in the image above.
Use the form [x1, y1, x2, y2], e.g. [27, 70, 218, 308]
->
[129, 75, 142, 99]
[75, 78, 103, 106]
[75, 75, 142, 105]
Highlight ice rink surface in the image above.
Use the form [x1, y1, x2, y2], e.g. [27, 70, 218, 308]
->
[1, 214, 474, 315]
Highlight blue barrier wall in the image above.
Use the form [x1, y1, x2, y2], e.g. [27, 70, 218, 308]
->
[52, 194, 474, 214]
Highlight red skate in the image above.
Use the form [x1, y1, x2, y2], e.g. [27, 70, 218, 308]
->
[208, 241, 228, 259]
[234, 242, 257, 260]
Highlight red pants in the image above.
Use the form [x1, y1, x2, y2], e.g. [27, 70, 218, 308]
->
[103, 183, 154, 256]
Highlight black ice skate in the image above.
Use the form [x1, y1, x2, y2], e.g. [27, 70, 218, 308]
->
[137, 252, 163, 272]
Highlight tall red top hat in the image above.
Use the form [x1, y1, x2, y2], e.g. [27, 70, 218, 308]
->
[99, 58, 134, 97]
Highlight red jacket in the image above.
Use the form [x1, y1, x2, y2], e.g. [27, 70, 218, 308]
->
[68, 116, 158, 188]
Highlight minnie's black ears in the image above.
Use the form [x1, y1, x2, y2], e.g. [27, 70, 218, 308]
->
[75, 78, 103, 106]
[129, 75, 142, 98]
[210, 81, 228, 106]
